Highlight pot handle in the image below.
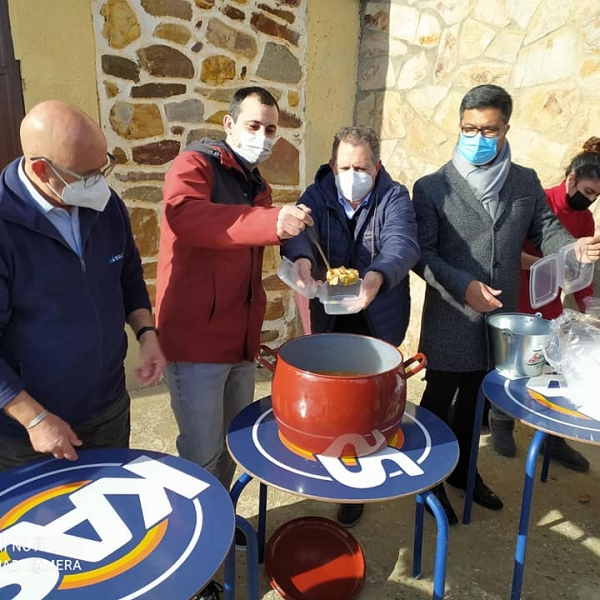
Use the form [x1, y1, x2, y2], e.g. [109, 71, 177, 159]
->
[257, 344, 278, 372]
[403, 352, 427, 379]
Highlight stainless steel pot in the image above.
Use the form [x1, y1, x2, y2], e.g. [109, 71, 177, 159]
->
[487, 312, 551, 379]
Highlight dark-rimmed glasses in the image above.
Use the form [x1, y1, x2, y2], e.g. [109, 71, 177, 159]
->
[30, 153, 116, 188]
[460, 125, 504, 139]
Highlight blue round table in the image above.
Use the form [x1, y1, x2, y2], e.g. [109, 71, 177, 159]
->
[0, 448, 243, 600]
[227, 397, 459, 600]
[464, 370, 600, 600]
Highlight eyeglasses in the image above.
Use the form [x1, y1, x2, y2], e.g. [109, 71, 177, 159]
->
[30, 153, 116, 189]
[460, 125, 504, 139]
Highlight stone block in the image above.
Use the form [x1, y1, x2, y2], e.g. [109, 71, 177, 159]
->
[278, 110, 301, 129]
[141, 0, 192, 20]
[200, 55, 236, 85]
[513, 29, 578, 86]
[260, 329, 280, 344]
[251, 13, 300, 46]
[205, 110, 227, 124]
[131, 83, 187, 98]
[186, 128, 224, 145]
[257, 42, 301, 83]
[165, 99, 205, 123]
[154, 23, 192, 45]
[112, 147, 128, 164]
[101, 55, 140, 82]
[129, 207, 160, 256]
[132, 140, 181, 165]
[257, 3, 295, 24]
[364, 4, 389, 33]
[110, 103, 164, 140]
[263, 272, 289, 292]
[396, 51, 429, 90]
[100, 0, 141, 49]
[516, 88, 580, 134]
[194, 0, 215, 8]
[434, 24, 459, 82]
[221, 5, 245, 21]
[104, 82, 119, 98]
[143, 261, 158, 281]
[287, 91, 300, 107]
[456, 63, 511, 89]
[137, 45, 195, 78]
[460, 19, 495, 60]
[271, 189, 300, 205]
[206, 18, 257, 58]
[122, 186, 164, 203]
[259, 138, 299, 185]
[115, 171, 166, 182]
[262, 246, 280, 272]
[264, 296, 285, 321]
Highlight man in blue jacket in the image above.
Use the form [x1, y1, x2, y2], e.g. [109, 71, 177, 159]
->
[0, 100, 165, 470]
[282, 125, 420, 526]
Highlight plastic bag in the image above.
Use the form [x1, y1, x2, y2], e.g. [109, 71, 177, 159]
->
[544, 308, 600, 411]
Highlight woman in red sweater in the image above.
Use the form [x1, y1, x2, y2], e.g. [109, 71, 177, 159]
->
[490, 137, 600, 470]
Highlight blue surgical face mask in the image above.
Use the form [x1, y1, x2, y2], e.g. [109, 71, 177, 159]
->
[457, 133, 499, 166]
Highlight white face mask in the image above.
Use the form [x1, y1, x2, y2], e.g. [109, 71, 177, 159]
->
[335, 169, 373, 203]
[234, 131, 274, 166]
[49, 176, 111, 212]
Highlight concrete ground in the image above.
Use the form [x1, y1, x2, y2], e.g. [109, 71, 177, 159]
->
[130, 367, 600, 600]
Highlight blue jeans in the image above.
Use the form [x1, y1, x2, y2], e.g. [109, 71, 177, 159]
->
[165, 361, 256, 489]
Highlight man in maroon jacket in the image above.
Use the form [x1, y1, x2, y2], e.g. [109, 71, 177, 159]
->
[156, 87, 312, 494]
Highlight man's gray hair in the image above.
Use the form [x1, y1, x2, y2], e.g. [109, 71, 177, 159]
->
[331, 126, 380, 163]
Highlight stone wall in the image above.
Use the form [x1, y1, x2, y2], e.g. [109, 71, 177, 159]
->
[358, 0, 600, 356]
[92, 0, 308, 345]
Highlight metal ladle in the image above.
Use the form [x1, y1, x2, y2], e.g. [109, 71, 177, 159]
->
[305, 225, 331, 271]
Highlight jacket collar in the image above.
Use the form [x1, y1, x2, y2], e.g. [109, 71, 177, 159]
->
[1, 158, 100, 248]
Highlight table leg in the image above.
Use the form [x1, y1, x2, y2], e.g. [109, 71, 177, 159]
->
[424, 490, 449, 600]
[230, 471, 253, 508]
[540, 436, 552, 483]
[412, 493, 425, 579]
[223, 516, 259, 600]
[258, 483, 267, 564]
[463, 383, 486, 524]
[511, 429, 546, 600]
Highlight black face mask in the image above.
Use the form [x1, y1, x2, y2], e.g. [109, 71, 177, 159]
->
[566, 191, 593, 211]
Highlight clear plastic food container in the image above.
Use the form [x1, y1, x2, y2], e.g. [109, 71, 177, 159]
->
[277, 258, 362, 315]
[318, 280, 362, 315]
[529, 242, 595, 309]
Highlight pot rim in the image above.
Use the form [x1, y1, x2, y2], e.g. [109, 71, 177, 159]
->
[275, 332, 405, 376]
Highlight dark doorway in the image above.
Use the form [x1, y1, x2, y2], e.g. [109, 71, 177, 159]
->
[0, 0, 25, 170]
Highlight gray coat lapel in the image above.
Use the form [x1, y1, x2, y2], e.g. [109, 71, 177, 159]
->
[445, 162, 493, 221]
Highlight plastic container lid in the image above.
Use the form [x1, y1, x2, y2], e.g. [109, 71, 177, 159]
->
[530, 242, 595, 309]
[277, 257, 319, 299]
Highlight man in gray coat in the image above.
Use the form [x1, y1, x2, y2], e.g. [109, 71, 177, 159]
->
[412, 84, 600, 524]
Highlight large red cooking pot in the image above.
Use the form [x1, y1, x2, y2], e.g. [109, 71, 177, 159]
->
[258, 333, 426, 458]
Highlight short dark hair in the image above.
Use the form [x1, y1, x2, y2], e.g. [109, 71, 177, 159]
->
[459, 85, 513, 124]
[228, 87, 279, 121]
[331, 126, 380, 163]
[566, 136, 600, 181]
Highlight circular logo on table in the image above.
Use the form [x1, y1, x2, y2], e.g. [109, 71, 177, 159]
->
[229, 401, 458, 502]
[0, 450, 233, 599]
